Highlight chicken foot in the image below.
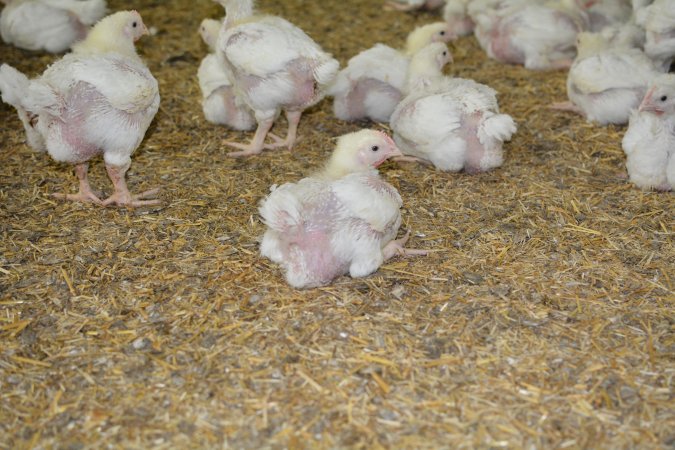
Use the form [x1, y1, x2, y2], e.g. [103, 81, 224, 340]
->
[383, 230, 428, 260]
[101, 164, 160, 207]
[51, 163, 102, 204]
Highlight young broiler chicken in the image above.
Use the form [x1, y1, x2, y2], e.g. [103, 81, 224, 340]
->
[330, 22, 453, 123]
[390, 43, 517, 173]
[0, 11, 160, 207]
[551, 31, 662, 125]
[622, 74, 675, 191]
[385, 0, 446, 12]
[476, 0, 591, 70]
[0, 0, 107, 53]
[586, 0, 633, 32]
[635, 0, 675, 71]
[197, 18, 255, 130]
[443, 0, 475, 38]
[216, 0, 339, 157]
[259, 129, 427, 289]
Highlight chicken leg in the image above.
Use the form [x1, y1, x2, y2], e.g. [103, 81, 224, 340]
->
[383, 230, 428, 260]
[549, 101, 585, 117]
[225, 117, 276, 158]
[101, 164, 160, 207]
[51, 163, 102, 204]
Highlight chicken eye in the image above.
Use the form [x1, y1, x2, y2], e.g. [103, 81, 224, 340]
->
[660, 95, 668, 102]
[132, 21, 138, 28]
[440, 31, 446, 36]
[442, 51, 447, 56]
[371, 145, 379, 152]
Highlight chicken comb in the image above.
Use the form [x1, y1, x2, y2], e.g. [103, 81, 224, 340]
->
[375, 130, 396, 147]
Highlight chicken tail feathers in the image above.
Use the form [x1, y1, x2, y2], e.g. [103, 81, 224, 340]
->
[480, 112, 517, 144]
[0, 64, 61, 115]
[259, 186, 303, 232]
[313, 56, 340, 89]
[0, 64, 30, 110]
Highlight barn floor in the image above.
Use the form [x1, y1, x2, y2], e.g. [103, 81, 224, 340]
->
[1, 0, 673, 448]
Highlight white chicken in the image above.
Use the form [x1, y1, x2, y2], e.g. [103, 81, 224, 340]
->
[551, 31, 662, 125]
[635, 0, 675, 71]
[259, 129, 426, 289]
[330, 22, 452, 123]
[0, 0, 107, 53]
[469, 0, 533, 53]
[215, 0, 339, 157]
[586, 0, 633, 32]
[391, 43, 517, 173]
[198, 18, 255, 130]
[443, 0, 475, 38]
[385, 0, 446, 12]
[622, 74, 675, 191]
[0, 11, 160, 207]
[474, 0, 590, 70]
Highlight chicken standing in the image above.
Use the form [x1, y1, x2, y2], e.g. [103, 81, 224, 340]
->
[330, 22, 453, 123]
[551, 31, 662, 125]
[259, 130, 426, 289]
[635, 0, 675, 71]
[0, 0, 107, 53]
[622, 74, 675, 191]
[215, 0, 339, 157]
[390, 43, 517, 173]
[0, 10, 160, 207]
[198, 18, 255, 130]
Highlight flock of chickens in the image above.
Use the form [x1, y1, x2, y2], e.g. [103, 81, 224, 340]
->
[0, 0, 673, 288]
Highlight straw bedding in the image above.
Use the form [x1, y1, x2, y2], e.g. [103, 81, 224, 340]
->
[0, 0, 673, 448]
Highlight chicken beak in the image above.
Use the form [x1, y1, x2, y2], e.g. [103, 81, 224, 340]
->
[142, 23, 150, 36]
[389, 145, 404, 159]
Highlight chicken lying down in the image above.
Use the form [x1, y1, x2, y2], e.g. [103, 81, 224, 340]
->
[198, 18, 255, 130]
[216, 0, 339, 157]
[586, 0, 633, 32]
[622, 74, 675, 191]
[385, 0, 445, 12]
[259, 130, 427, 289]
[391, 43, 517, 173]
[635, 0, 675, 71]
[478, 0, 591, 70]
[0, 0, 107, 53]
[330, 22, 452, 123]
[0, 11, 160, 207]
[551, 31, 663, 125]
[443, 0, 475, 38]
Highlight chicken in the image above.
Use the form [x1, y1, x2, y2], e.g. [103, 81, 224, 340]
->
[259, 129, 426, 289]
[586, 0, 633, 32]
[622, 74, 675, 191]
[385, 0, 446, 12]
[469, 0, 534, 53]
[635, 0, 675, 71]
[0, 11, 160, 207]
[198, 18, 255, 130]
[551, 31, 662, 125]
[475, 0, 590, 70]
[330, 22, 452, 123]
[215, 0, 339, 157]
[390, 43, 517, 173]
[443, 0, 474, 38]
[0, 0, 107, 53]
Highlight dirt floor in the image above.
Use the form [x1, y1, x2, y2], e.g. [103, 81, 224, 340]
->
[0, 0, 673, 448]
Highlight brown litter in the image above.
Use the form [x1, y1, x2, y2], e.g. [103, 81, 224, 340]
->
[0, 0, 673, 448]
